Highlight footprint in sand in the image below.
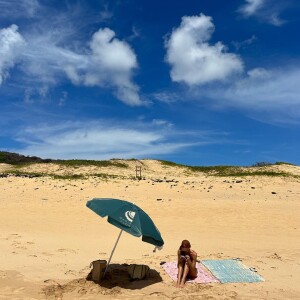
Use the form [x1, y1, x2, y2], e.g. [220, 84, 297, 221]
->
[102, 287, 121, 296]
[78, 268, 90, 276]
[77, 287, 88, 295]
[44, 279, 60, 285]
[226, 291, 238, 299]
[0, 271, 8, 279]
[65, 270, 77, 276]
[149, 291, 171, 298]
[9, 233, 22, 239]
[1, 234, 21, 241]
[199, 294, 216, 300]
[11, 241, 21, 246]
[1, 286, 26, 297]
[267, 253, 282, 260]
[15, 245, 27, 250]
[57, 248, 77, 254]
[42, 252, 54, 256]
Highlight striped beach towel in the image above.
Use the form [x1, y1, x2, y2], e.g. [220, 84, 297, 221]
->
[201, 259, 264, 283]
[161, 261, 219, 283]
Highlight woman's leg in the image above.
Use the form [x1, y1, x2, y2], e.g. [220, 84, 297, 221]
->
[187, 260, 198, 278]
[180, 263, 190, 288]
[176, 257, 185, 287]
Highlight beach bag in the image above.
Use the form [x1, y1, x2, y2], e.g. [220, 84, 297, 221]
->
[128, 264, 150, 280]
[89, 260, 107, 282]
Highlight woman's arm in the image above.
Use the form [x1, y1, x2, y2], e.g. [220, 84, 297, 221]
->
[190, 250, 197, 258]
[190, 250, 197, 267]
[177, 249, 181, 264]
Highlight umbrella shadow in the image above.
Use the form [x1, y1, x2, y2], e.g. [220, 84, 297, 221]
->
[42, 264, 163, 298]
[87, 263, 163, 290]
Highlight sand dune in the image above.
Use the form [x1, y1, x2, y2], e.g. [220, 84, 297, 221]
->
[0, 161, 299, 299]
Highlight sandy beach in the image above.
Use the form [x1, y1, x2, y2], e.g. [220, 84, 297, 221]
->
[0, 160, 299, 299]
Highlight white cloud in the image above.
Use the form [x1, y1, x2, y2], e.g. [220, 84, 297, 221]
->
[20, 33, 87, 85]
[152, 92, 180, 103]
[165, 13, 243, 86]
[238, 0, 265, 17]
[0, 0, 40, 18]
[238, 0, 285, 26]
[0, 25, 26, 84]
[0, 23, 143, 105]
[232, 35, 257, 50]
[207, 67, 300, 122]
[99, 3, 113, 21]
[151, 119, 174, 128]
[230, 67, 300, 108]
[58, 91, 68, 106]
[83, 28, 142, 106]
[247, 67, 271, 79]
[12, 120, 195, 159]
[24, 86, 49, 104]
[127, 26, 140, 41]
[160, 64, 300, 123]
[268, 14, 284, 26]
[90, 28, 137, 73]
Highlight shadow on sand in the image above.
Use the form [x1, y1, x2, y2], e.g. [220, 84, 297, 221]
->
[88, 263, 163, 289]
[43, 263, 163, 299]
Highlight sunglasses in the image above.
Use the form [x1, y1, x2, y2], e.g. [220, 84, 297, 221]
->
[181, 247, 190, 251]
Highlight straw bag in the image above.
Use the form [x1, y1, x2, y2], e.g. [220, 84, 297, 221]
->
[89, 260, 107, 282]
[128, 264, 150, 280]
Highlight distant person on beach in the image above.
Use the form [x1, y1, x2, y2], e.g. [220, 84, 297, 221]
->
[176, 239, 198, 288]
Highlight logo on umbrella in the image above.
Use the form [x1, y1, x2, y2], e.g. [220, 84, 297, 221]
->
[125, 211, 136, 222]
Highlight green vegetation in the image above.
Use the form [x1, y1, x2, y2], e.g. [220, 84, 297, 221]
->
[214, 171, 293, 177]
[0, 151, 49, 164]
[275, 161, 295, 166]
[188, 166, 296, 177]
[55, 159, 128, 168]
[0, 169, 126, 180]
[253, 161, 295, 167]
[252, 162, 272, 167]
[0, 170, 44, 178]
[159, 160, 298, 177]
[92, 173, 122, 179]
[159, 160, 239, 175]
[52, 174, 86, 180]
[188, 165, 235, 173]
[159, 160, 186, 167]
[0, 151, 128, 168]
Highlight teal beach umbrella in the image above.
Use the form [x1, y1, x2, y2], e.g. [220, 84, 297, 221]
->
[86, 198, 164, 277]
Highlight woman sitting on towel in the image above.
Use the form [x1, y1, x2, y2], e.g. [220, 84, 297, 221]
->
[176, 239, 197, 288]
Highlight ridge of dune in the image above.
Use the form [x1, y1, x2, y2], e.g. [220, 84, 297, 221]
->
[1, 159, 299, 178]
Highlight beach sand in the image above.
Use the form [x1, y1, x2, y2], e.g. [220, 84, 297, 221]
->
[0, 161, 299, 299]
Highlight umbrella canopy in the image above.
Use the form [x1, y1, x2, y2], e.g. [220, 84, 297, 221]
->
[86, 198, 164, 279]
[86, 198, 164, 247]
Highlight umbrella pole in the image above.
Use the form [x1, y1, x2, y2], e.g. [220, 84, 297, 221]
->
[103, 229, 123, 279]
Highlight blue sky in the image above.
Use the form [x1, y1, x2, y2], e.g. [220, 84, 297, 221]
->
[0, 0, 299, 166]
